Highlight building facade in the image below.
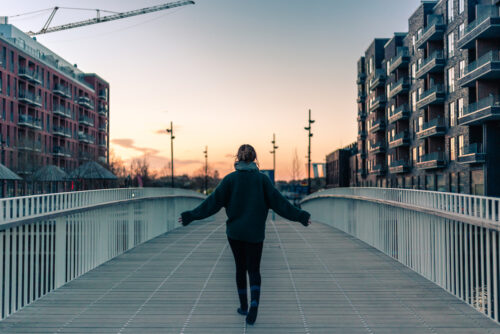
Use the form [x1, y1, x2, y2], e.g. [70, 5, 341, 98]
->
[325, 143, 357, 188]
[0, 24, 109, 189]
[349, 0, 500, 196]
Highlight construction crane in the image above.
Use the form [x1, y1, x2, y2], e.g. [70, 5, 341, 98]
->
[19, 1, 195, 36]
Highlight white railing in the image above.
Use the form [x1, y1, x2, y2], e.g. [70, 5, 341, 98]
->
[302, 187, 500, 323]
[0, 188, 205, 320]
[303, 187, 500, 226]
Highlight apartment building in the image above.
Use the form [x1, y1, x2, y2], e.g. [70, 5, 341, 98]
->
[350, 0, 500, 196]
[0, 24, 109, 185]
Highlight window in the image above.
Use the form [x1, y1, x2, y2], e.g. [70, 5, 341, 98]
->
[449, 101, 456, 126]
[9, 51, 13, 72]
[426, 174, 435, 191]
[450, 137, 456, 160]
[458, 135, 464, 156]
[418, 116, 423, 131]
[459, 0, 464, 14]
[450, 173, 458, 193]
[437, 174, 447, 192]
[412, 35, 416, 54]
[459, 23, 465, 39]
[447, 0, 454, 22]
[413, 147, 418, 163]
[458, 98, 464, 117]
[448, 32, 455, 58]
[471, 170, 484, 195]
[447, 67, 455, 93]
[459, 60, 465, 77]
[369, 57, 373, 75]
[0, 74, 2, 93]
[411, 63, 416, 81]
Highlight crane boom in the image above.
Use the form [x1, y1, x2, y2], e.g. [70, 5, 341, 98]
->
[26, 0, 195, 36]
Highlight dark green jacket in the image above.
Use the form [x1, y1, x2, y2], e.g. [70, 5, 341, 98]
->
[181, 161, 310, 242]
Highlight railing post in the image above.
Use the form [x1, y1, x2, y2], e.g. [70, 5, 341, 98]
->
[54, 217, 67, 289]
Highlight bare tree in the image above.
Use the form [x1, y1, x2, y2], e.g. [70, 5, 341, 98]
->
[108, 148, 127, 178]
[291, 147, 302, 182]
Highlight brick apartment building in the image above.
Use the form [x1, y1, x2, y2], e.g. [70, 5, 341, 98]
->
[0, 24, 109, 193]
[327, 0, 500, 196]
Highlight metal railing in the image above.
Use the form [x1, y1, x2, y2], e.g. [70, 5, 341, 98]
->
[418, 85, 444, 103]
[420, 117, 445, 131]
[416, 15, 444, 42]
[418, 50, 445, 72]
[302, 187, 500, 323]
[0, 188, 205, 320]
[419, 151, 445, 163]
[389, 130, 409, 142]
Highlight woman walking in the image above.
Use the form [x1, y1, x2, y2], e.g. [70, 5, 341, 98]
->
[179, 144, 311, 325]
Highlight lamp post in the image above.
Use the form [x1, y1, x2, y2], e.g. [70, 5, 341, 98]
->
[270, 133, 278, 180]
[304, 109, 314, 194]
[166, 122, 175, 187]
[203, 146, 208, 194]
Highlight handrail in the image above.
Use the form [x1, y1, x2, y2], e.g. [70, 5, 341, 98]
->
[0, 188, 205, 229]
[302, 187, 500, 226]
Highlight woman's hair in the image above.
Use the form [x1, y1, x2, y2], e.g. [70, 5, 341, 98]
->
[236, 144, 257, 163]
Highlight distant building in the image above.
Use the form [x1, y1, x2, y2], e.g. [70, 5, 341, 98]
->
[349, 0, 500, 196]
[325, 143, 356, 188]
[0, 24, 109, 190]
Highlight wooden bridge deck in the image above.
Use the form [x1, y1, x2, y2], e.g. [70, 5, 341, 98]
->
[1, 214, 499, 333]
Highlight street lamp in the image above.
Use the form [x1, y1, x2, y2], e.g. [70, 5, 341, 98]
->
[270, 133, 278, 180]
[203, 146, 208, 194]
[166, 122, 175, 188]
[304, 109, 315, 194]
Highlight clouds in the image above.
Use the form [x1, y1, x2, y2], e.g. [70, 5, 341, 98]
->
[112, 138, 159, 155]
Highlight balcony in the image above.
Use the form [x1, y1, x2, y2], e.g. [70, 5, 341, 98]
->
[357, 131, 367, 140]
[357, 92, 366, 103]
[357, 110, 367, 121]
[369, 69, 386, 90]
[416, 117, 446, 139]
[388, 104, 410, 124]
[78, 132, 95, 145]
[18, 67, 42, 84]
[416, 152, 446, 169]
[357, 168, 367, 176]
[53, 146, 72, 158]
[98, 89, 107, 100]
[388, 48, 410, 73]
[415, 15, 446, 49]
[53, 126, 72, 138]
[387, 78, 410, 99]
[79, 115, 95, 127]
[458, 50, 500, 87]
[415, 51, 445, 79]
[18, 91, 42, 107]
[356, 72, 366, 84]
[458, 95, 500, 125]
[77, 96, 95, 110]
[389, 160, 411, 174]
[97, 105, 108, 116]
[98, 139, 107, 148]
[416, 85, 445, 109]
[53, 105, 72, 119]
[369, 164, 386, 175]
[388, 131, 410, 149]
[17, 139, 42, 152]
[53, 84, 72, 99]
[368, 118, 385, 133]
[18, 114, 42, 130]
[368, 141, 385, 154]
[369, 95, 387, 112]
[457, 8, 500, 49]
[458, 143, 486, 164]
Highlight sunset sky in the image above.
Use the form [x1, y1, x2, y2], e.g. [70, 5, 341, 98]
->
[6, 0, 421, 180]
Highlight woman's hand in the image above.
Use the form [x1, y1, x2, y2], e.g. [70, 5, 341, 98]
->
[306, 219, 312, 226]
[178, 217, 183, 224]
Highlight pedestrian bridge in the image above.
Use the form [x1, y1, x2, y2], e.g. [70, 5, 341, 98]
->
[0, 188, 499, 333]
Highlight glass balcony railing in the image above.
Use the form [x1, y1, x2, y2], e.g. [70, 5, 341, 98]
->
[79, 115, 95, 127]
[18, 90, 42, 106]
[420, 117, 445, 131]
[461, 95, 500, 117]
[18, 114, 42, 129]
[53, 126, 72, 137]
[390, 130, 409, 142]
[390, 159, 410, 168]
[388, 48, 409, 71]
[464, 50, 500, 75]
[461, 143, 484, 155]
[53, 105, 72, 118]
[53, 84, 71, 97]
[78, 132, 95, 144]
[418, 85, 444, 103]
[463, 7, 499, 36]
[419, 151, 445, 163]
[53, 146, 72, 157]
[417, 51, 445, 72]
[389, 104, 409, 119]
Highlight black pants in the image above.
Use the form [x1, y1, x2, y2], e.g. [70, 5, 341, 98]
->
[228, 237, 263, 309]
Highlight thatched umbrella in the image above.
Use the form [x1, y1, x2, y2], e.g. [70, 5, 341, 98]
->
[32, 165, 69, 194]
[0, 163, 22, 197]
[69, 161, 117, 190]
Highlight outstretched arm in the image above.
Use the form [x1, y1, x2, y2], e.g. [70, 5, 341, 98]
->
[263, 176, 311, 226]
[180, 177, 230, 226]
